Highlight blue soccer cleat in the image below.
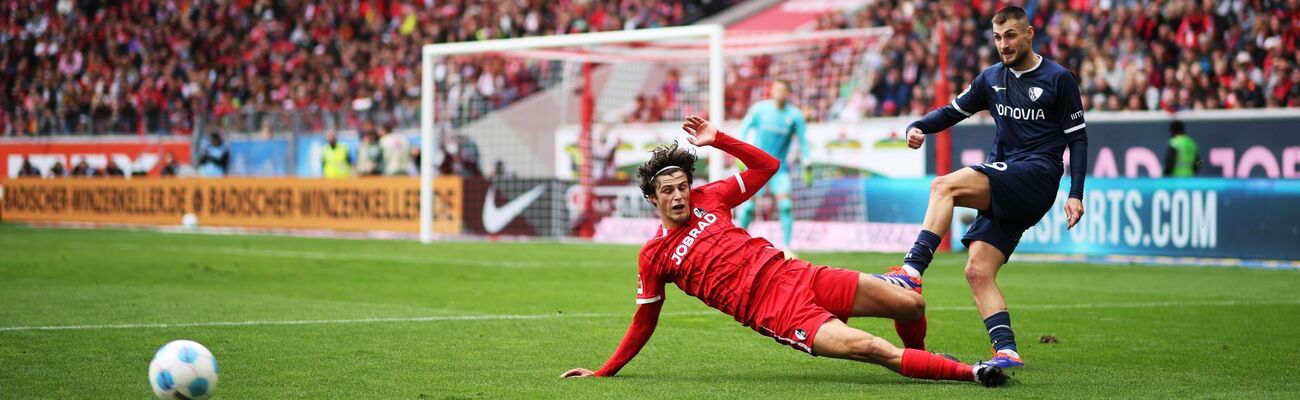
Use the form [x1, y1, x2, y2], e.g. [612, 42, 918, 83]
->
[977, 349, 1025, 369]
[875, 266, 923, 294]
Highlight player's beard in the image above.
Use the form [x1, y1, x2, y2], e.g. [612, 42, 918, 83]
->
[1001, 42, 1030, 70]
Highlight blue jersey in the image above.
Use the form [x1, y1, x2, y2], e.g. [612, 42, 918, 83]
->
[911, 55, 1088, 199]
[739, 100, 808, 173]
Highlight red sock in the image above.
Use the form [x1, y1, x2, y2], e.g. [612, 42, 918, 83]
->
[899, 349, 975, 382]
[894, 315, 927, 350]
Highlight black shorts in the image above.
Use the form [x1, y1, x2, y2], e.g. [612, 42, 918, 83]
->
[961, 160, 1060, 260]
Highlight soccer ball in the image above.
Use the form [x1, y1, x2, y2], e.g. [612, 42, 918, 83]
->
[149, 340, 219, 399]
[181, 213, 199, 229]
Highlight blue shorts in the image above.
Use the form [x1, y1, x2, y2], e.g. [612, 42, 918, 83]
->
[961, 160, 1060, 260]
[755, 169, 793, 197]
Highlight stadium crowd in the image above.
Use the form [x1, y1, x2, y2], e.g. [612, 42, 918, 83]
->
[629, 0, 1300, 124]
[0, 0, 725, 136]
[2, 0, 1296, 136]
[828, 0, 1300, 120]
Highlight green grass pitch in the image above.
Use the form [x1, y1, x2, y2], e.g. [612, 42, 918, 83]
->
[2, 223, 1299, 399]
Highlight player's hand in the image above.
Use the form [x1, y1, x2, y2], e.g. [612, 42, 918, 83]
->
[561, 368, 596, 378]
[682, 115, 718, 147]
[1065, 197, 1085, 230]
[906, 128, 925, 149]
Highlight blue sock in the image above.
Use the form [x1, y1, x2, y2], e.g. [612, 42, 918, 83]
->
[983, 311, 1017, 353]
[777, 199, 793, 249]
[903, 230, 942, 275]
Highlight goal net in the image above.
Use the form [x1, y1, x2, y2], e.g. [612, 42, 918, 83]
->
[419, 25, 897, 246]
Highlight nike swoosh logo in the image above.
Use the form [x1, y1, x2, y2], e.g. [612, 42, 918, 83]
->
[992, 86, 1007, 92]
[482, 184, 546, 234]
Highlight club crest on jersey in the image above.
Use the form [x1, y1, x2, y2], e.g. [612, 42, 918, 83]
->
[794, 329, 808, 341]
[1028, 87, 1043, 102]
[694, 208, 705, 218]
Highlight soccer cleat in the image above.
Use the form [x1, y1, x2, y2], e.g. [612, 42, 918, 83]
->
[875, 265, 922, 294]
[974, 364, 1009, 387]
[977, 349, 1025, 369]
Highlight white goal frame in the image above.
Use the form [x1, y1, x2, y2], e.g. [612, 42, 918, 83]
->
[419, 25, 726, 243]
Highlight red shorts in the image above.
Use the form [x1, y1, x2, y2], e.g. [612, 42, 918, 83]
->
[745, 258, 860, 355]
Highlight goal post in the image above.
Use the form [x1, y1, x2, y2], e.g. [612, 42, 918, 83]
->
[419, 25, 726, 243]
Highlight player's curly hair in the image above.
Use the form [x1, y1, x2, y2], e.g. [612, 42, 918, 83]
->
[636, 142, 696, 199]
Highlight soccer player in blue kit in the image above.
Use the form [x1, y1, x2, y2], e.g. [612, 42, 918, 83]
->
[734, 80, 809, 256]
[878, 6, 1088, 369]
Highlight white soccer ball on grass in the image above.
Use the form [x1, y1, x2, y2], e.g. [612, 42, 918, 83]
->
[149, 340, 219, 399]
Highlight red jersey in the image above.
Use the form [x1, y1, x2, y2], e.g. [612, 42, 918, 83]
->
[635, 132, 783, 322]
[594, 131, 780, 377]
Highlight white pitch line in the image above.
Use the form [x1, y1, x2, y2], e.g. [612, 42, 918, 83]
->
[0, 311, 716, 332]
[930, 299, 1300, 311]
[3, 236, 628, 269]
[82, 242, 628, 269]
[3, 300, 1299, 333]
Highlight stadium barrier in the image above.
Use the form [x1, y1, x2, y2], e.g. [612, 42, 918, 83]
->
[553, 118, 925, 181]
[863, 177, 1300, 261]
[2, 137, 191, 178]
[229, 137, 291, 177]
[0, 177, 461, 233]
[941, 110, 1300, 179]
[1015, 178, 1300, 260]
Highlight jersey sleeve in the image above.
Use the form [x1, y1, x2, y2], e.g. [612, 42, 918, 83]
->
[908, 73, 987, 134]
[636, 252, 665, 304]
[951, 72, 990, 117]
[1057, 71, 1086, 135]
[1058, 71, 1088, 199]
[695, 132, 780, 209]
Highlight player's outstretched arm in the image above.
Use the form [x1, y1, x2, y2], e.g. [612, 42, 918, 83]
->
[1065, 129, 1088, 229]
[906, 76, 989, 149]
[561, 301, 663, 378]
[904, 106, 971, 150]
[682, 115, 780, 208]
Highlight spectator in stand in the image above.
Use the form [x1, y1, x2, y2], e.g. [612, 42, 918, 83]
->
[104, 161, 125, 177]
[379, 123, 410, 176]
[160, 152, 181, 177]
[49, 160, 65, 177]
[71, 159, 95, 177]
[4, 0, 1295, 138]
[1164, 120, 1201, 177]
[356, 129, 384, 176]
[17, 156, 41, 177]
[1, 0, 722, 136]
[198, 132, 230, 177]
[320, 130, 352, 179]
[454, 134, 483, 177]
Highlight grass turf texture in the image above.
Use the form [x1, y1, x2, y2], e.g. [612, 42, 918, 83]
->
[1, 223, 1298, 399]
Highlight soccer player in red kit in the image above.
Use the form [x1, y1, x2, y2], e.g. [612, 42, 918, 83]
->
[561, 116, 1008, 387]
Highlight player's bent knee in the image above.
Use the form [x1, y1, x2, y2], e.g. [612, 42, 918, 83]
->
[886, 290, 925, 321]
[964, 263, 995, 284]
[930, 175, 953, 197]
[905, 292, 925, 320]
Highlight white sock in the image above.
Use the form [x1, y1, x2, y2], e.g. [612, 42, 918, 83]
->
[902, 265, 922, 278]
